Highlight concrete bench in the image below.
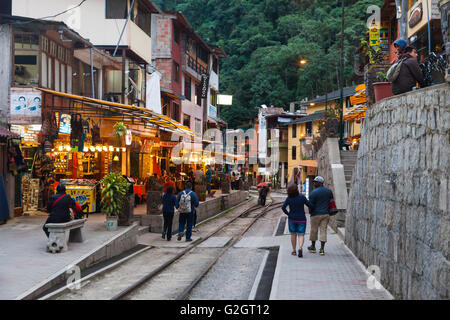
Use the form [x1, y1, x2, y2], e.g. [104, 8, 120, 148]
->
[45, 219, 87, 253]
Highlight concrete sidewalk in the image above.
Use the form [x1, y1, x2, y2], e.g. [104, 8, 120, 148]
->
[0, 214, 132, 300]
[235, 216, 394, 300]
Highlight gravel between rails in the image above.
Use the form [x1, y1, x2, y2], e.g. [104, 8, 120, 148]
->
[187, 247, 267, 300]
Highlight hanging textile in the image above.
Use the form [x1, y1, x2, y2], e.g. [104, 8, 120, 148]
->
[0, 175, 10, 221]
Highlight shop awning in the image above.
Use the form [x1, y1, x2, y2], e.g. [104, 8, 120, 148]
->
[37, 88, 194, 137]
[0, 127, 20, 138]
[298, 160, 318, 168]
[344, 104, 367, 120]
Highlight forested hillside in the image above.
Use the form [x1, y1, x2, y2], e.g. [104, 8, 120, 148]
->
[154, 0, 383, 128]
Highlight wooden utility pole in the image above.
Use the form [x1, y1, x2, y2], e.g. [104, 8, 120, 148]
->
[339, 0, 345, 150]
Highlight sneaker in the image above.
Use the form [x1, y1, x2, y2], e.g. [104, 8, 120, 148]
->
[177, 234, 182, 241]
[307, 246, 316, 253]
[319, 249, 325, 255]
[298, 249, 303, 258]
[162, 233, 166, 239]
[186, 239, 192, 242]
[167, 238, 171, 241]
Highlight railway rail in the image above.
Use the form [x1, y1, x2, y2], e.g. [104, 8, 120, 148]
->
[44, 195, 284, 300]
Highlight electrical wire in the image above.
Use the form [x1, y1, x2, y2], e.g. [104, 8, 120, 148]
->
[10, 0, 87, 25]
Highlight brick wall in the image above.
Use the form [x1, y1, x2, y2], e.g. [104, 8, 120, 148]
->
[345, 84, 450, 299]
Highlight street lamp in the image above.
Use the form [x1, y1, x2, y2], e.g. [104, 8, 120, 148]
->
[299, 59, 307, 65]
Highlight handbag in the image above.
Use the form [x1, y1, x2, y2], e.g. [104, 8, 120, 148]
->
[329, 200, 338, 216]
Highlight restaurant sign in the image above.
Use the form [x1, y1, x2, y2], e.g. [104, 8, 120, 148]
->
[409, 3, 423, 28]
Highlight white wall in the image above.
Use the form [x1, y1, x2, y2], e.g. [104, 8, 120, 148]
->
[12, 0, 152, 63]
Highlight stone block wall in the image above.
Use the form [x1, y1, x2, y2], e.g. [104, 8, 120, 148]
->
[345, 84, 449, 299]
[317, 138, 347, 228]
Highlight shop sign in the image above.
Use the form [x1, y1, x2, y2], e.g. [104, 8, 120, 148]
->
[125, 129, 132, 145]
[66, 187, 96, 213]
[201, 74, 209, 98]
[160, 141, 178, 148]
[10, 124, 40, 145]
[10, 88, 42, 124]
[141, 139, 153, 153]
[409, 3, 423, 28]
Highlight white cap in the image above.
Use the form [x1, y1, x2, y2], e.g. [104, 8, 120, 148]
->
[313, 176, 324, 183]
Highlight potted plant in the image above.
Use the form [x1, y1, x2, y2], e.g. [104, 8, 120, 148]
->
[113, 122, 128, 147]
[194, 176, 207, 200]
[360, 38, 391, 104]
[199, 192, 207, 202]
[146, 175, 163, 215]
[373, 71, 393, 102]
[100, 172, 130, 231]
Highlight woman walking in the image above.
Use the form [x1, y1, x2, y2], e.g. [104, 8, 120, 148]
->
[161, 185, 176, 240]
[282, 183, 313, 257]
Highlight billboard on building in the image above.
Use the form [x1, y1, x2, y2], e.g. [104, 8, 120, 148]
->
[10, 88, 42, 124]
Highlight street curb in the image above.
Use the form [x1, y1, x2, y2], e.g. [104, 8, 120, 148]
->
[15, 222, 139, 300]
[248, 250, 269, 300]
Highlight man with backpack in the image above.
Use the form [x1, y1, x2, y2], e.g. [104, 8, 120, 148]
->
[390, 46, 426, 95]
[175, 182, 199, 242]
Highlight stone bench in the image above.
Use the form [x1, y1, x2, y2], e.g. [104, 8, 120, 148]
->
[45, 219, 87, 253]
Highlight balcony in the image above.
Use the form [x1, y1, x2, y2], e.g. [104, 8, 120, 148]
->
[184, 54, 207, 78]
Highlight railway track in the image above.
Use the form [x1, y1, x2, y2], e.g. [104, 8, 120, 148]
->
[45, 196, 284, 300]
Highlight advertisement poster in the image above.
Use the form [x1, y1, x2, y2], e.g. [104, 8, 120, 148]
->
[59, 114, 72, 134]
[66, 186, 96, 213]
[10, 88, 42, 124]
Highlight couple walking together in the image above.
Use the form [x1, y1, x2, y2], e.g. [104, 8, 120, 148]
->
[161, 181, 199, 242]
[282, 176, 334, 258]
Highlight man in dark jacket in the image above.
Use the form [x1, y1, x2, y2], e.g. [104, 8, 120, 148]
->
[307, 176, 334, 255]
[392, 46, 425, 95]
[43, 184, 77, 237]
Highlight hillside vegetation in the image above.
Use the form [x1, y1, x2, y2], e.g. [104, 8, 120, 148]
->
[155, 0, 382, 127]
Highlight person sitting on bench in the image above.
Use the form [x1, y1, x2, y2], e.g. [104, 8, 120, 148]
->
[43, 184, 83, 237]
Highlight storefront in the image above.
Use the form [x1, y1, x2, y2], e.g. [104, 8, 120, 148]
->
[407, 0, 444, 59]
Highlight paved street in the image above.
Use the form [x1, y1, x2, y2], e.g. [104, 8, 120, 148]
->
[235, 214, 393, 300]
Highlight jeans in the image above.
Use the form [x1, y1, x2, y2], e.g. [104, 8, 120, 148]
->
[178, 212, 194, 240]
[207, 182, 211, 194]
[162, 212, 174, 239]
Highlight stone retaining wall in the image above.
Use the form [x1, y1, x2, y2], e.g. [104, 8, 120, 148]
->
[317, 138, 348, 229]
[345, 84, 449, 299]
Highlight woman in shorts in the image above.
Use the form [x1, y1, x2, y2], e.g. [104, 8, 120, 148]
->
[282, 183, 313, 257]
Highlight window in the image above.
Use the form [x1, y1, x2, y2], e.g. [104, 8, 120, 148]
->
[105, 0, 128, 19]
[135, 3, 151, 36]
[13, 32, 39, 86]
[292, 146, 297, 160]
[172, 102, 180, 122]
[212, 56, 218, 73]
[183, 114, 191, 128]
[173, 22, 180, 44]
[306, 122, 313, 137]
[194, 118, 202, 136]
[210, 89, 217, 106]
[195, 83, 201, 106]
[197, 44, 208, 63]
[292, 124, 297, 138]
[173, 62, 179, 83]
[184, 76, 191, 101]
[41, 52, 47, 87]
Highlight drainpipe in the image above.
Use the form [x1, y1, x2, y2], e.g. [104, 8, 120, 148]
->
[90, 47, 95, 99]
